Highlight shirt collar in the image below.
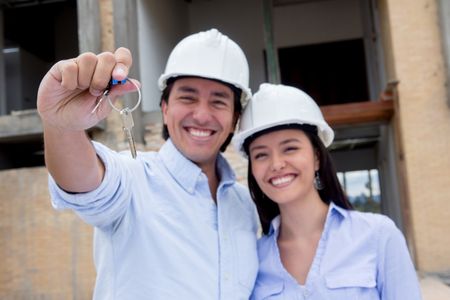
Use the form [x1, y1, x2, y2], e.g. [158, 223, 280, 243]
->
[329, 201, 350, 219]
[268, 215, 281, 236]
[267, 202, 349, 236]
[158, 139, 236, 194]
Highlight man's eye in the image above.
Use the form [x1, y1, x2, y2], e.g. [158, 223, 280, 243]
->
[212, 100, 228, 108]
[179, 96, 195, 101]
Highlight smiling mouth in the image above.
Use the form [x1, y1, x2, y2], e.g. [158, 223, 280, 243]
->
[270, 174, 296, 187]
[187, 127, 214, 138]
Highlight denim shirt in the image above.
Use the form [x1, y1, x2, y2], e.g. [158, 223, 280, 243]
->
[251, 203, 422, 300]
[49, 139, 259, 300]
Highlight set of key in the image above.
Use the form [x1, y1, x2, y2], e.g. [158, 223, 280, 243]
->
[91, 78, 141, 159]
[120, 107, 137, 159]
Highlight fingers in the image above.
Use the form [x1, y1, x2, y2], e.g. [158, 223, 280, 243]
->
[58, 58, 79, 90]
[112, 47, 132, 80]
[89, 52, 116, 96]
[76, 52, 97, 90]
[55, 48, 133, 96]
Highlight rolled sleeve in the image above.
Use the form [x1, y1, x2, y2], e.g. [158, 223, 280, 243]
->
[48, 141, 132, 228]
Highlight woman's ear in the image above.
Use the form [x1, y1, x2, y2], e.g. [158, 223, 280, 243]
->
[314, 150, 320, 171]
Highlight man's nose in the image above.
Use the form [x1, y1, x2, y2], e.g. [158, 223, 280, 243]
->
[192, 100, 213, 124]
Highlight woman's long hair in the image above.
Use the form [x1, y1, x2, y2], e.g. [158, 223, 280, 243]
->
[245, 124, 353, 235]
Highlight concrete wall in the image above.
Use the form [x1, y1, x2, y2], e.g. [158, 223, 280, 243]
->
[273, 0, 363, 48]
[138, 0, 189, 112]
[187, 0, 266, 99]
[384, 0, 450, 272]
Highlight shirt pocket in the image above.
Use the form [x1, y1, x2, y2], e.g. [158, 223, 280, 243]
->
[251, 281, 285, 300]
[234, 229, 259, 291]
[325, 269, 378, 299]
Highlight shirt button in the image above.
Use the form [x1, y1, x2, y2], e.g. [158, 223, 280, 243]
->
[303, 290, 310, 297]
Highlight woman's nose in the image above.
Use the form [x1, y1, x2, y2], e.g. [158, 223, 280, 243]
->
[271, 154, 286, 172]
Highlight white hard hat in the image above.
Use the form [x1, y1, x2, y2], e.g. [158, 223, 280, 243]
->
[158, 28, 251, 105]
[233, 83, 334, 156]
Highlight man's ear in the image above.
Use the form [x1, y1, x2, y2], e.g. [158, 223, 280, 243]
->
[232, 112, 240, 133]
[161, 100, 168, 125]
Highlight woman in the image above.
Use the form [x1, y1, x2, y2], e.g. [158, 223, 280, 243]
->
[232, 83, 422, 299]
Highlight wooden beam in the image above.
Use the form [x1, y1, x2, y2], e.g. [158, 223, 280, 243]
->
[321, 100, 394, 126]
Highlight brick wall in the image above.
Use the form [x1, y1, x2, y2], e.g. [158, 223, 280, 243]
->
[0, 167, 95, 299]
[385, 0, 450, 272]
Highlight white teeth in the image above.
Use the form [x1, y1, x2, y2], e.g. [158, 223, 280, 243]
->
[189, 128, 212, 137]
[271, 175, 294, 186]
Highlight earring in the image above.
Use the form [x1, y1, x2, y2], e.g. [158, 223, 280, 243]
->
[313, 171, 324, 190]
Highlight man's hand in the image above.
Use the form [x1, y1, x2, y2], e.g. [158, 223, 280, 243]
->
[37, 47, 137, 131]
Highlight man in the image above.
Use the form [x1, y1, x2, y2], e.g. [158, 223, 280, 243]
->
[37, 29, 259, 299]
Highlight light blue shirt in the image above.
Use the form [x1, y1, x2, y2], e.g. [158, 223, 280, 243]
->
[49, 139, 259, 300]
[251, 203, 422, 300]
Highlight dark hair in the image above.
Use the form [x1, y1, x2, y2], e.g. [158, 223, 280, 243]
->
[159, 76, 242, 152]
[245, 124, 353, 235]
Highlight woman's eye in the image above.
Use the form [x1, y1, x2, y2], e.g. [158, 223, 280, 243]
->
[285, 146, 298, 153]
[253, 153, 267, 160]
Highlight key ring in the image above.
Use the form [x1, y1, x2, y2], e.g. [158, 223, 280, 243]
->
[107, 78, 141, 112]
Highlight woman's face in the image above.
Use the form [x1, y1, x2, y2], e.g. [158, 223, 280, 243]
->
[248, 129, 319, 206]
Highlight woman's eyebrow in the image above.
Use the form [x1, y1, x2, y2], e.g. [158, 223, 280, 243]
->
[280, 138, 301, 145]
[249, 144, 267, 153]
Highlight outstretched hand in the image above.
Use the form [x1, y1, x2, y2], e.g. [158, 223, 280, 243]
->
[37, 47, 138, 131]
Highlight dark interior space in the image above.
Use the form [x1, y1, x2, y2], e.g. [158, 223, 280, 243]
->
[3, 0, 78, 62]
[278, 38, 369, 106]
[1, 0, 78, 169]
[0, 139, 44, 170]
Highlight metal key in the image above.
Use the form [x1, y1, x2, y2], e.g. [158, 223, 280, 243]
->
[91, 79, 128, 114]
[120, 107, 137, 159]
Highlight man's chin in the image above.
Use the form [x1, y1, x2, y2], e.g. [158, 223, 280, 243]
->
[185, 151, 217, 166]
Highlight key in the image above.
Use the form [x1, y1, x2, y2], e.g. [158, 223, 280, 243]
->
[120, 107, 137, 159]
[91, 78, 128, 114]
[90, 90, 108, 114]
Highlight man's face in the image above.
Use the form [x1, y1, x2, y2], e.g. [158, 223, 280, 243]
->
[162, 77, 237, 169]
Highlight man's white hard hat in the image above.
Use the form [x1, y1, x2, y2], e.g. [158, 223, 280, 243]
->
[233, 83, 334, 157]
[158, 28, 251, 105]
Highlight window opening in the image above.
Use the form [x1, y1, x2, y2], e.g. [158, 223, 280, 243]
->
[0, 0, 78, 170]
[338, 169, 381, 213]
[278, 39, 369, 106]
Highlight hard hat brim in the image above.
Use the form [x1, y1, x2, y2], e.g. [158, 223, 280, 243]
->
[233, 118, 334, 158]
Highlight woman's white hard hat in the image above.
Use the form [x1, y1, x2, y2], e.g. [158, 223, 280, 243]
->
[233, 83, 334, 157]
[158, 28, 251, 106]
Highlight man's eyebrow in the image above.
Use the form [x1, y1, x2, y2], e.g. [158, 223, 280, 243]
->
[176, 85, 232, 99]
[176, 86, 199, 94]
[212, 90, 232, 98]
